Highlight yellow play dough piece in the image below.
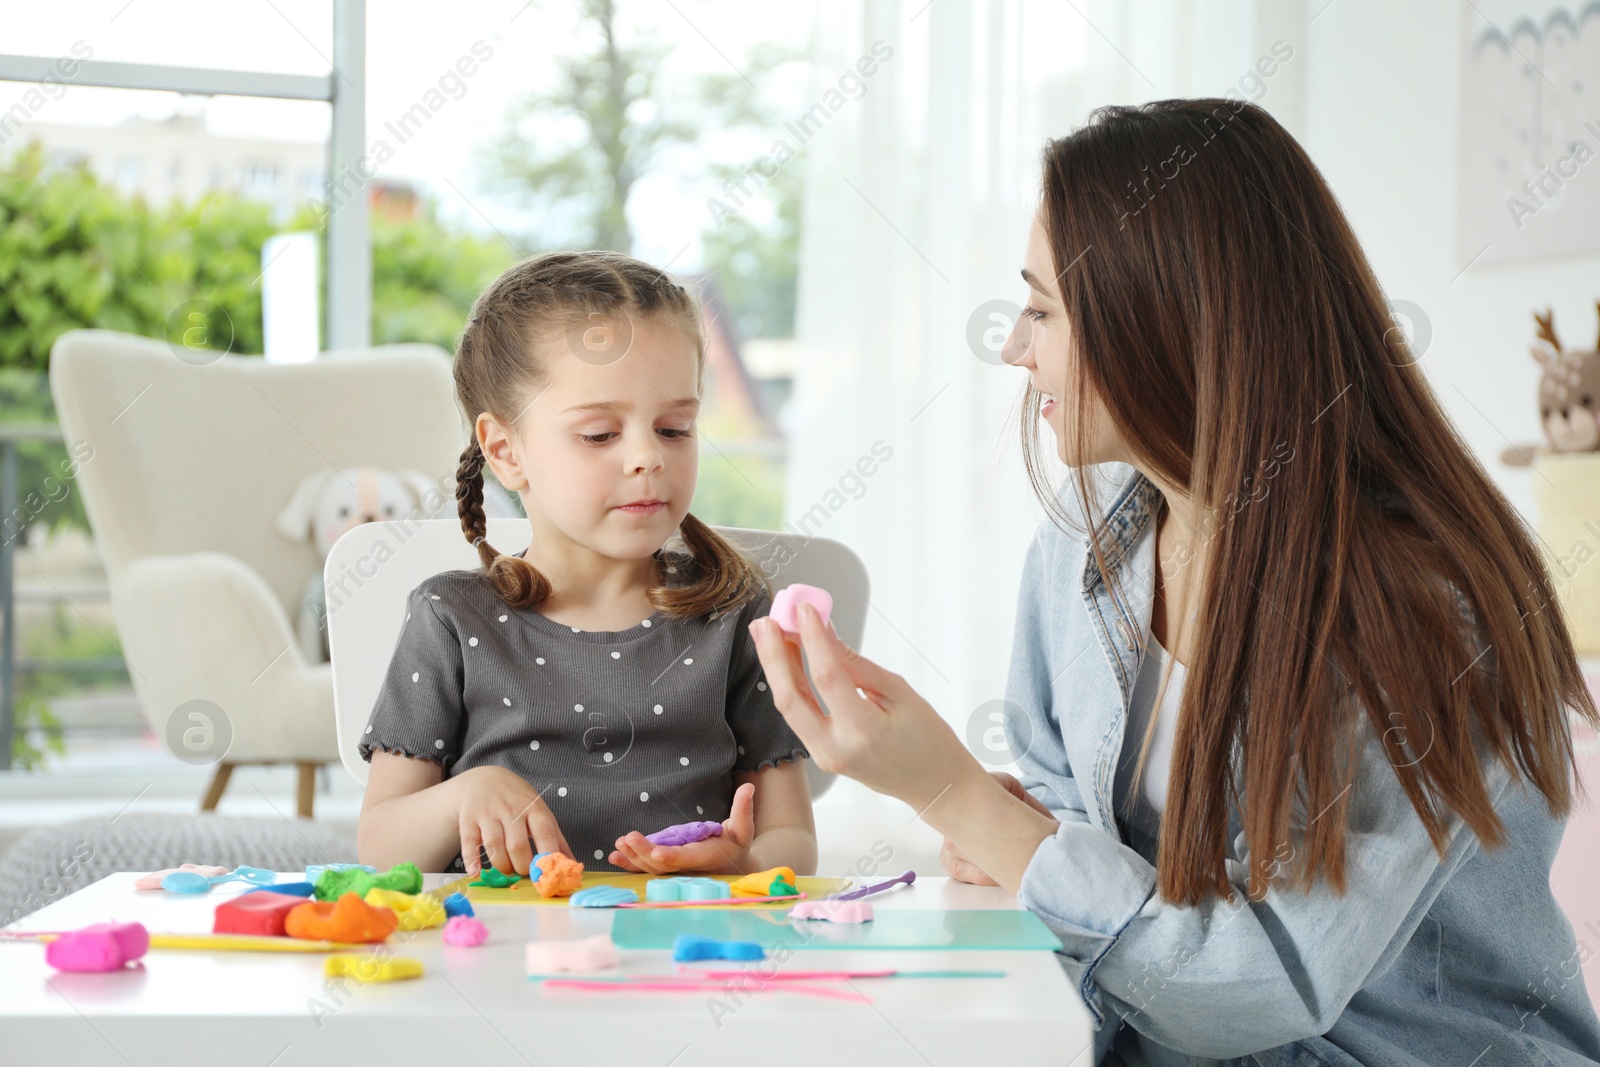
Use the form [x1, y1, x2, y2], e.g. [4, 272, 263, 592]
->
[728, 866, 796, 897]
[324, 953, 424, 982]
[364, 888, 446, 930]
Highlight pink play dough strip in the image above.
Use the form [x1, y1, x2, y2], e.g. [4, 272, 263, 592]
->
[614, 891, 807, 909]
[682, 966, 898, 980]
[541, 977, 868, 1001]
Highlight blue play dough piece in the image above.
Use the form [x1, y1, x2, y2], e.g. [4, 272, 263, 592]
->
[569, 886, 640, 908]
[646, 877, 732, 902]
[672, 933, 765, 962]
[241, 881, 315, 897]
[443, 892, 474, 918]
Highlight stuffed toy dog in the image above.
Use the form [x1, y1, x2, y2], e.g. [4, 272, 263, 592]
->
[276, 466, 518, 662]
[1500, 303, 1600, 467]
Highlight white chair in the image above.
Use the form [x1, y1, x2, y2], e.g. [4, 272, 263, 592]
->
[325, 518, 868, 800]
[48, 328, 466, 817]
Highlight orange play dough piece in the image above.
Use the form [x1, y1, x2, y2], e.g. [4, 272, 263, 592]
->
[729, 866, 796, 897]
[285, 892, 398, 943]
[533, 853, 584, 898]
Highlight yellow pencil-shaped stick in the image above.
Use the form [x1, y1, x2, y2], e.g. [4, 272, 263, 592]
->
[2, 931, 381, 953]
[148, 934, 384, 953]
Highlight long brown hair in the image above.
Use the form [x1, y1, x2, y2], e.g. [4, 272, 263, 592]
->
[453, 249, 766, 618]
[1022, 98, 1598, 906]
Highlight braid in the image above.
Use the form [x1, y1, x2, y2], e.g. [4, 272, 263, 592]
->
[455, 436, 551, 609]
[455, 438, 494, 569]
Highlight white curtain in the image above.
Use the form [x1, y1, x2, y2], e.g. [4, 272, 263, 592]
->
[786, 0, 1305, 868]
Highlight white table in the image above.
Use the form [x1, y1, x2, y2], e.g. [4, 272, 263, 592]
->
[2, 872, 1093, 1066]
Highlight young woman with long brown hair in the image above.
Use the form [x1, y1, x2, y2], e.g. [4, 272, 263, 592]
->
[750, 98, 1600, 1064]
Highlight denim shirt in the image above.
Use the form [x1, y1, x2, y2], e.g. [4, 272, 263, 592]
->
[1006, 463, 1600, 1066]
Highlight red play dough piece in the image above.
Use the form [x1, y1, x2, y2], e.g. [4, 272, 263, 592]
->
[284, 892, 398, 943]
[213, 891, 311, 937]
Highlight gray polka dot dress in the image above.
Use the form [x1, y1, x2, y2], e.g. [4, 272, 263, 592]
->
[357, 553, 808, 873]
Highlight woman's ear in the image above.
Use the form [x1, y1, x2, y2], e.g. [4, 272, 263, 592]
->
[476, 413, 527, 492]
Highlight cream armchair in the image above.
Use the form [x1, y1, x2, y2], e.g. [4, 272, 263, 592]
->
[48, 329, 475, 817]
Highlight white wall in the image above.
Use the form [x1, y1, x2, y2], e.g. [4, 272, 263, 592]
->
[1300, 0, 1599, 523]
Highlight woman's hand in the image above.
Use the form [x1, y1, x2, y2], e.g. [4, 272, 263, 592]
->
[610, 782, 756, 874]
[455, 765, 572, 877]
[941, 772, 1059, 884]
[747, 601, 972, 812]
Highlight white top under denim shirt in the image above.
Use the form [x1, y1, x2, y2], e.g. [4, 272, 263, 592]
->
[1004, 463, 1600, 1066]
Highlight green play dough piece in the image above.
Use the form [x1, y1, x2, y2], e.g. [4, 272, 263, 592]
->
[768, 876, 799, 897]
[314, 862, 422, 901]
[467, 867, 521, 888]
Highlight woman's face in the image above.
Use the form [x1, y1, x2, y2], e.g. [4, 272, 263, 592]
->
[1011, 214, 1121, 467]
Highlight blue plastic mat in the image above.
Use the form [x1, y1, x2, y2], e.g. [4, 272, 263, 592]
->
[610, 908, 1063, 951]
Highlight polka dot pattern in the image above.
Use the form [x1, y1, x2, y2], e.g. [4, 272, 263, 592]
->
[610, 651, 621, 659]
[639, 791, 650, 802]
[529, 740, 540, 750]
[558, 787, 568, 797]
[468, 637, 478, 647]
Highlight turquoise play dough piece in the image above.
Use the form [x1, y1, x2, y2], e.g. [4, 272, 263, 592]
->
[443, 892, 474, 917]
[645, 877, 732, 902]
[241, 881, 315, 897]
[568, 886, 640, 908]
[672, 933, 765, 962]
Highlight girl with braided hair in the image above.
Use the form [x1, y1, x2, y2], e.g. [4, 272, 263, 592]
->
[357, 250, 816, 880]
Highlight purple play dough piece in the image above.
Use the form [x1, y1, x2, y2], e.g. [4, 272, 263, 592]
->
[645, 820, 724, 847]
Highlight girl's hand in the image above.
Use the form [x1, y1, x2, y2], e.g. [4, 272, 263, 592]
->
[940, 772, 1059, 884]
[455, 765, 573, 877]
[748, 602, 972, 812]
[609, 782, 756, 874]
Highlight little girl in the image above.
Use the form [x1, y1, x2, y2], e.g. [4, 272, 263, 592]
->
[355, 250, 817, 879]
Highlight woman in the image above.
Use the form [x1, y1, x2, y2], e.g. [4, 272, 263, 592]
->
[749, 98, 1600, 1065]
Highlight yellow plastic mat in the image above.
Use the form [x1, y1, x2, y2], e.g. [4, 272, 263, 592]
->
[464, 872, 852, 908]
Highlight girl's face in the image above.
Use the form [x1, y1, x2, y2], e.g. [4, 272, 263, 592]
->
[1010, 214, 1120, 467]
[480, 314, 701, 563]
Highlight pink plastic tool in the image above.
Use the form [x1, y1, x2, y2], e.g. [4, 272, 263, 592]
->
[43, 921, 150, 972]
[768, 584, 833, 634]
[134, 864, 230, 890]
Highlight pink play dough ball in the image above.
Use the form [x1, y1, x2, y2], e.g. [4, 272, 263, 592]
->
[769, 584, 833, 635]
[441, 915, 488, 947]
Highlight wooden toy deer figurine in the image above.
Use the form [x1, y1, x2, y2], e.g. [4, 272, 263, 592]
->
[1499, 304, 1600, 467]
